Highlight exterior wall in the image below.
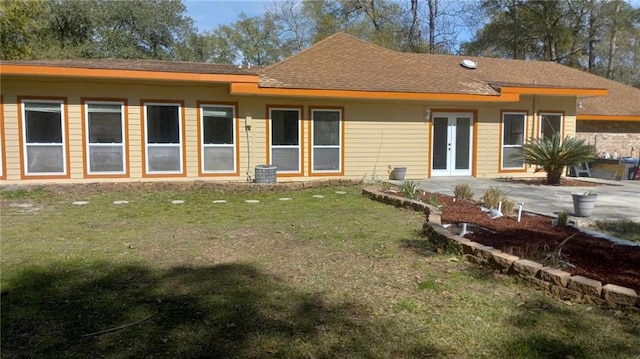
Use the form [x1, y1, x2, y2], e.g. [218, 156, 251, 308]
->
[576, 120, 640, 158]
[1, 77, 577, 184]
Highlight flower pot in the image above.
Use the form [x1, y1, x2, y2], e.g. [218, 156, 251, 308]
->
[572, 193, 598, 217]
[393, 167, 407, 181]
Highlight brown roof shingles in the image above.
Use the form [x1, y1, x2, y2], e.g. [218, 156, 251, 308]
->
[2, 58, 258, 76]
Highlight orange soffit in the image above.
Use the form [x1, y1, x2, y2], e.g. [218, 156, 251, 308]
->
[500, 86, 607, 96]
[0, 65, 259, 84]
[577, 114, 640, 121]
[230, 83, 520, 102]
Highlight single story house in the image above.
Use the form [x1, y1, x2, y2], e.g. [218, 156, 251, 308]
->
[1, 32, 639, 184]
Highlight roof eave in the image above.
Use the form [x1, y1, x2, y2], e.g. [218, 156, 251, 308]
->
[0, 64, 259, 84]
[577, 114, 640, 121]
[231, 83, 519, 102]
[499, 85, 608, 97]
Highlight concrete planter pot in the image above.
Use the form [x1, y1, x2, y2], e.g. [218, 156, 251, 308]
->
[572, 192, 598, 217]
[393, 167, 407, 181]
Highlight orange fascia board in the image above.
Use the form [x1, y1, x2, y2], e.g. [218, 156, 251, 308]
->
[231, 83, 520, 102]
[501, 86, 607, 97]
[0, 65, 259, 84]
[577, 114, 640, 121]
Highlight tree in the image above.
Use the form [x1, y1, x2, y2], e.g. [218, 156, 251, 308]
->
[513, 134, 595, 185]
[0, 0, 45, 59]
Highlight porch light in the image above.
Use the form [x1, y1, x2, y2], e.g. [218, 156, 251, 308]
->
[425, 108, 432, 121]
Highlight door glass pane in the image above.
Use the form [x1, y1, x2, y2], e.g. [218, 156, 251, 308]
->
[432, 117, 448, 170]
[27, 145, 64, 172]
[89, 146, 124, 172]
[272, 148, 299, 172]
[455, 117, 470, 170]
[203, 147, 234, 171]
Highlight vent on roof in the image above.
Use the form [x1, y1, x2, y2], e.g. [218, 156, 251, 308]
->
[460, 59, 477, 69]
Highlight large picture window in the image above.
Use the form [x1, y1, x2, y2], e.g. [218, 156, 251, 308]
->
[200, 104, 236, 173]
[311, 108, 342, 173]
[144, 103, 183, 174]
[501, 112, 527, 170]
[85, 102, 126, 175]
[21, 100, 67, 175]
[269, 107, 301, 173]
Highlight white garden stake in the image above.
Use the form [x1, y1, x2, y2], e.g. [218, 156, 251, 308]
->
[498, 201, 502, 212]
[517, 202, 525, 222]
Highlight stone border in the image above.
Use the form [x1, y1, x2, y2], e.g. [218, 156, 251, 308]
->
[362, 187, 639, 309]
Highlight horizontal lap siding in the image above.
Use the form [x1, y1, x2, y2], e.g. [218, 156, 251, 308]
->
[1, 78, 579, 184]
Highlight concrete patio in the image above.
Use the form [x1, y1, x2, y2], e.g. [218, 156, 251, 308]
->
[390, 177, 640, 224]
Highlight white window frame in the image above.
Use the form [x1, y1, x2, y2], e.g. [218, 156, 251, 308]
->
[501, 112, 527, 170]
[84, 101, 126, 175]
[539, 112, 563, 140]
[143, 102, 183, 175]
[269, 107, 302, 174]
[200, 104, 236, 174]
[21, 99, 67, 176]
[311, 108, 342, 174]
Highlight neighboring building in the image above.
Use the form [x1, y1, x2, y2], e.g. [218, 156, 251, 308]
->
[0, 33, 637, 184]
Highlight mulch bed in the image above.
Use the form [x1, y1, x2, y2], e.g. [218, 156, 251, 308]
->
[423, 191, 640, 293]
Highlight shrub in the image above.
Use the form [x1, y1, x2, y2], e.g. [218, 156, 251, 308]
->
[453, 183, 473, 201]
[556, 210, 569, 226]
[480, 187, 515, 215]
[511, 133, 595, 185]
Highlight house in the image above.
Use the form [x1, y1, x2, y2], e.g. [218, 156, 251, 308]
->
[1, 32, 638, 185]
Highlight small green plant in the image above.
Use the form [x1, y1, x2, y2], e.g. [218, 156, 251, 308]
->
[556, 210, 569, 226]
[480, 187, 515, 215]
[453, 183, 473, 201]
[401, 180, 419, 200]
[426, 195, 442, 207]
[543, 233, 577, 269]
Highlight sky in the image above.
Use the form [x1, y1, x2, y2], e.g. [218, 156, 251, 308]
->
[185, 0, 273, 32]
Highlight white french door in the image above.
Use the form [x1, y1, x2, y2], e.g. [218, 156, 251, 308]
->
[431, 113, 474, 176]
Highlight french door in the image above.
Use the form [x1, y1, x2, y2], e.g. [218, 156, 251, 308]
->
[431, 113, 474, 176]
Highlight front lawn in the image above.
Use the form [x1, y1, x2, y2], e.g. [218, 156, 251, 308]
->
[1, 184, 639, 358]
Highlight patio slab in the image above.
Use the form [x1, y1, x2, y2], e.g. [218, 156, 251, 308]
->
[391, 177, 640, 224]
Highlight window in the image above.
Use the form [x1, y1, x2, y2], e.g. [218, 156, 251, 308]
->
[200, 104, 236, 173]
[144, 103, 183, 174]
[501, 112, 527, 170]
[311, 108, 342, 173]
[269, 107, 302, 173]
[21, 100, 67, 176]
[539, 112, 563, 140]
[85, 102, 126, 175]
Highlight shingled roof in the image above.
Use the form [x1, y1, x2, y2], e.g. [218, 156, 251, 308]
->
[2, 58, 257, 75]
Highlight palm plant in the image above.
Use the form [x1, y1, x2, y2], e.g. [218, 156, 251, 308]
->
[512, 133, 595, 185]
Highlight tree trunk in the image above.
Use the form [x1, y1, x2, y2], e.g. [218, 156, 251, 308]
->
[587, 0, 597, 72]
[606, 0, 622, 79]
[427, 0, 436, 53]
[547, 170, 563, 185]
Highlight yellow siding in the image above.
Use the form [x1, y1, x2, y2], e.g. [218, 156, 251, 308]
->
[0, 77, 578, 184]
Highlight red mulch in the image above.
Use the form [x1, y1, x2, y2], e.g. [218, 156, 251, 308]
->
[424, 192, 640, 293]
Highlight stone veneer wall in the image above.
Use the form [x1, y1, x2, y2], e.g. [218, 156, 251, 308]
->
[576, 120, 640, 158]
[362, 187, 640, 309]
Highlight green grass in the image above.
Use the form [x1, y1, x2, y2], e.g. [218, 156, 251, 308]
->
[1, 185, 639, 358]
[592, 220, 640, 243]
